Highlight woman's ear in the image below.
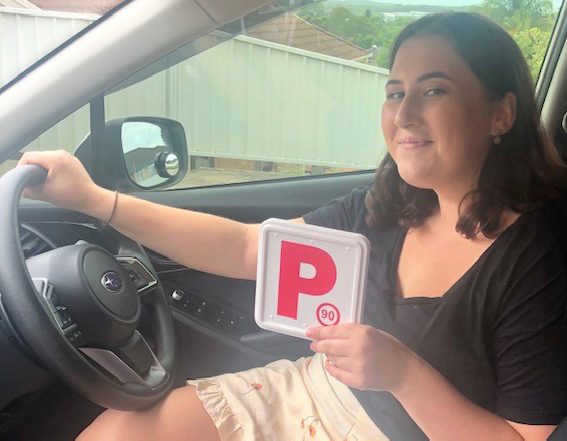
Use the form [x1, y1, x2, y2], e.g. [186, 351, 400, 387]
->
[491, 92, 517, 137]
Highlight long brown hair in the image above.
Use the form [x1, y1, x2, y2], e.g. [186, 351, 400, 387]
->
[366, 12, 566, 238]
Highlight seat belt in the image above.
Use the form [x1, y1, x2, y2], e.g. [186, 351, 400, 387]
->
[547, 421, 567, 440]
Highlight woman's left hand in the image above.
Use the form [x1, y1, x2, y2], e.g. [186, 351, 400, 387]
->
[307, 323, 415, 393]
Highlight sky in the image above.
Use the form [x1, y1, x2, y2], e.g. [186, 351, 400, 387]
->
[367, 0, 564, 11]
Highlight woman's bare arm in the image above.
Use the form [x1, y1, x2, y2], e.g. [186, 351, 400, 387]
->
[394, 355, 556, 441]
[19, 150, 304, 280]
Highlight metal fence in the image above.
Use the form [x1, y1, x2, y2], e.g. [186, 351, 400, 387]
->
[3, 8, 390, 169]
[0, 7, 96, 87]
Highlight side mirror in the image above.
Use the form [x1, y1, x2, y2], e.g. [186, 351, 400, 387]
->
[75, 117, 188, 192]
[120, 119, 186, 189]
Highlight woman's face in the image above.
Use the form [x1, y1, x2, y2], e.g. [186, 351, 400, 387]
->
[382, 36, 498, 196]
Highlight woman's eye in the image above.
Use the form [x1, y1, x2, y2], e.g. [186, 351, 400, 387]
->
[386, 91, 404, 100]
[425, 88, 445, 97]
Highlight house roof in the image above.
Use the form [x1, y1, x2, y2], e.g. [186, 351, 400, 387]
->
[0, 0, 39, 8]
[9, 2, 368, 62]
[26, 0, 122, 14]
[248, 13, 368, 62]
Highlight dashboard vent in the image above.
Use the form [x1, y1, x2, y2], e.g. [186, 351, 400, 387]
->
[19, 224, 56, 259]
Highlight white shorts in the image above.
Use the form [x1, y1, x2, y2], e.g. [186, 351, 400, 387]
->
[187, 352, 390, 441]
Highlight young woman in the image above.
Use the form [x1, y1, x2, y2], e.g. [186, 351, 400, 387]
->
[19, 12, 567, 441]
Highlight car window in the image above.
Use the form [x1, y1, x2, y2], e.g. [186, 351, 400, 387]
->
[0, 1, 126, 90]
[0, 0, 124, 178]
[2, 0, 564, 188]
[106, 0, 564, 189]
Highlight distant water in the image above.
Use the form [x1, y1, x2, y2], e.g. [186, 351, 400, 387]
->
[364, 0, 563, 11]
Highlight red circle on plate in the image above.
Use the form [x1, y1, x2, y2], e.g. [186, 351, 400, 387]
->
[316, 303, 341, 326]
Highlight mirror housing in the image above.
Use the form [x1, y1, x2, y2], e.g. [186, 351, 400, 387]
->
[75, 117, 188, 192]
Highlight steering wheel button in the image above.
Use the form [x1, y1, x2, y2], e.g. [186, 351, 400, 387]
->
[66, 327, 80, 337]
[57, 311, 73, 329]
[41, 284, 61, 313]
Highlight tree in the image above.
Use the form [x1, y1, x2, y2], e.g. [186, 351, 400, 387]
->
[298, 3, 326, 24]
[299, 5, 408, 68]
[299, 0, 556, 77]
[471, 0, 555, 79]
[514, 26, 549, 78]
[473, 0, 554, 31]
[372, 17, 414, 69]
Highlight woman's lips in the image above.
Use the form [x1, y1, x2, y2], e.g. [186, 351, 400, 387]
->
[397, 138, 432, 149]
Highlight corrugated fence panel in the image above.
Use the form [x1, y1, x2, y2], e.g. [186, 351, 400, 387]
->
[106, 70, 168, 120]
[7, 11, 390, 169]
[1, 9, 95, 153]
[0, 9, 95, 87]
[175, 36, 389, 168]
[19, 103, 90, 153]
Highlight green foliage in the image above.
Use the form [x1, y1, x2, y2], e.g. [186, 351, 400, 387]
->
[297, 0, 557, 79]
[322, 0, 454, 14]
[472, 0, 554, 31]
[472, 0, 555, 79]
[303, 6, 385, 47]
[298, 4, 415, 69]
[372, 17, 415, 68]
[514, 26, 549, 78]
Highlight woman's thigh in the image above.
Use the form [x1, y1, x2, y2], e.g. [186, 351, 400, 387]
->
[76, 385, 221, 441]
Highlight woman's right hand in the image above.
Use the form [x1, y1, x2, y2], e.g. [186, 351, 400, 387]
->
[17, 150, 115, 220]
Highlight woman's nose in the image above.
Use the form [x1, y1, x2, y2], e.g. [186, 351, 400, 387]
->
[394, 95, 422, 128]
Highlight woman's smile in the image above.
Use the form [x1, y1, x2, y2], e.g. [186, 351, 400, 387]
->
[396, 136, 433, 150]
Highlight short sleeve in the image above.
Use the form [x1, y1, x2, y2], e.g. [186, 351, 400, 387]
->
[302, 186, 370, 232]
[493, 232, 567, 424]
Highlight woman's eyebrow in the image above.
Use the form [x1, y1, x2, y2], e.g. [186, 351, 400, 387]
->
[385, 79, 402, 88]
[417, 71, 455, 83]
[385, 71, 455, 89]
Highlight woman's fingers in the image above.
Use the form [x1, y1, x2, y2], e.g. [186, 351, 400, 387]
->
[324, 360, 362, 389]
[325, 354, 350, 369]
[17, 152, 52, 199]
[306, 323, 360, 340]
[19, 150, 62, 168]
[15, 150, 103, 214]
[310, 338, 351, 356]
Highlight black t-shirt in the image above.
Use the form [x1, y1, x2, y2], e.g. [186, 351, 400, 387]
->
[303, 187, 567, 440]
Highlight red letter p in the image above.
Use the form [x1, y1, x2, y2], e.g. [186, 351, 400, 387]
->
[277, 241, 337, 319]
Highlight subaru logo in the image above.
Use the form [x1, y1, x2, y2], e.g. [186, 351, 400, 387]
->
[101, 271, 123, 293]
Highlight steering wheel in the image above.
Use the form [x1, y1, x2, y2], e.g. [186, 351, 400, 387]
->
[0, 165, 176, 410]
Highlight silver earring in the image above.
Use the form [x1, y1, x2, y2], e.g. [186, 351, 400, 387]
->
[493, 135, 502, 145]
